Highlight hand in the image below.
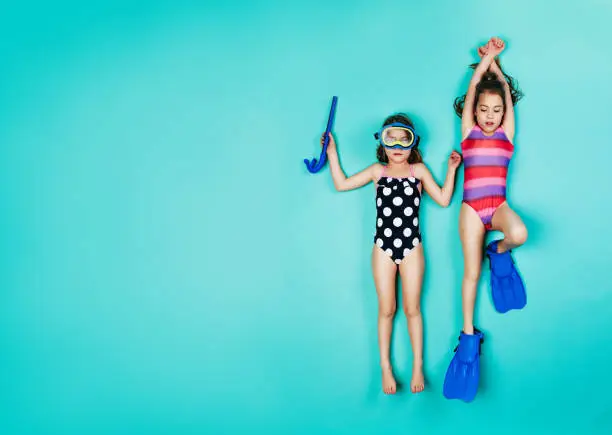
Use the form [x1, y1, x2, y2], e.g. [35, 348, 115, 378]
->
[486, 36, 505, 57]
[477, 43, 488, 58]
[448, 150, 462, 170]
[321, 132, 336, 154]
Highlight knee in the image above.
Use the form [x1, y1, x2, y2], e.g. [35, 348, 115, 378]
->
[403, 302, 421, 319]
[508, 224, 528, 247]
[379, 303, 396, 319]
[463, 267, 481, 284]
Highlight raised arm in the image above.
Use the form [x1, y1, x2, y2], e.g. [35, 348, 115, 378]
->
[462, 39, 505, 137]
[413, 151, 462, 207]
[488, 59, 515, 142]
[323, 132, 379, 191]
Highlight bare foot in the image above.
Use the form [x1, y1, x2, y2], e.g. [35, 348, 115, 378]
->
[410, 365, 425, 393]
[382, 366, 397, 395]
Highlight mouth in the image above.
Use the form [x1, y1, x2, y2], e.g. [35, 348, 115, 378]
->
[392, 152, 403, 157]
[485, 122, 495, 127]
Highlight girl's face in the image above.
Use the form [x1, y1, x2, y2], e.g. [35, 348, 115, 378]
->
[383, 128, 412, 163]
[475, 92, 504, 134]
[384, 146, 411, 164]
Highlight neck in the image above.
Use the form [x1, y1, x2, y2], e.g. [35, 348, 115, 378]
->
[387, 160, 410, 168]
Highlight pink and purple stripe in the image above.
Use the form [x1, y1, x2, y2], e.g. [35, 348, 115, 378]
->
[461, 125, 514, 230]
[463, 177, 507, 189]
[466, 128, 508, 141]
[463, 185, 507, 201]
[462, 148, 514, 158]
[463, 155, 510, 167]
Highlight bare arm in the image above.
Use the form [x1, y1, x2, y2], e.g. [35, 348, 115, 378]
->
[489, 59, 515, 142]
[323, 132, 379, 191]
[461, 52, 498, 137]
[413, 151, 462, 207]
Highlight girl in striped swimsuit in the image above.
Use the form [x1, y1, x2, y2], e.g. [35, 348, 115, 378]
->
[443, 37, 528, 402]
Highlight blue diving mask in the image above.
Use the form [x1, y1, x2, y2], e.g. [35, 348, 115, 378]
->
[374, 122, 420, 150]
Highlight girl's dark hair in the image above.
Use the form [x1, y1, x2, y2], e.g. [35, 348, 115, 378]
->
[376, 113, 423, 164]
[453, 59, 524, 119]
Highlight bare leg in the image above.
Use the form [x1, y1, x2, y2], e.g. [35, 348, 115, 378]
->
[491, 202, 528, 253]
[459, 204, 486, 334]
[398, 244, 425, 393]
[371, 245, 399, 394]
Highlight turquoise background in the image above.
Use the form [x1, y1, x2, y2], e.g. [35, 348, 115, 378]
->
[1, 1, 611, 434]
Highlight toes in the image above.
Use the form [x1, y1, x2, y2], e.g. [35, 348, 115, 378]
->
[384, 384, 396, 395]
[410, 382, 424, 393]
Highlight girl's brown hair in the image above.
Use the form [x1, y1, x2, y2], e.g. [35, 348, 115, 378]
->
[453, 59, 524, 120]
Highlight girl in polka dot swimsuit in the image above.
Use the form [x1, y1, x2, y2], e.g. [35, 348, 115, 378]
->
[323, 113, 462, 395]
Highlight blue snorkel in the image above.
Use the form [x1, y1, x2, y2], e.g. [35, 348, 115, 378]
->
[304, 96, 338, 173]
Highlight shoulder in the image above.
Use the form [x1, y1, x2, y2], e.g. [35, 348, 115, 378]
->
[411, 162, 427, 172]
[461, 123, 477, 141]
[371, 162, 384, 173]
[498, 126, 515, 145]
[411, 163, 430, 178]
[370, 162, 385, 180]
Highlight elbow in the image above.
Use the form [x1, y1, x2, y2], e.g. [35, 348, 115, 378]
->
[334, 182, 347, 192]
[434, 192, 451, 208]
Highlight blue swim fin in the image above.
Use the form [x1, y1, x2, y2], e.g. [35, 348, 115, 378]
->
[486, 240, 526, 313]
[443, 329, 484, 402]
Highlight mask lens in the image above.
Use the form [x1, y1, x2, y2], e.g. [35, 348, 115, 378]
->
[382, 127, 414, 148]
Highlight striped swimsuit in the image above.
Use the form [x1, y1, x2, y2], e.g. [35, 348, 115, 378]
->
[461, 125, 514, 230]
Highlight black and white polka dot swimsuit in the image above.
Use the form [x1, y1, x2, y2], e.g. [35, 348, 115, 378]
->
[374, 165, 422, 264]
